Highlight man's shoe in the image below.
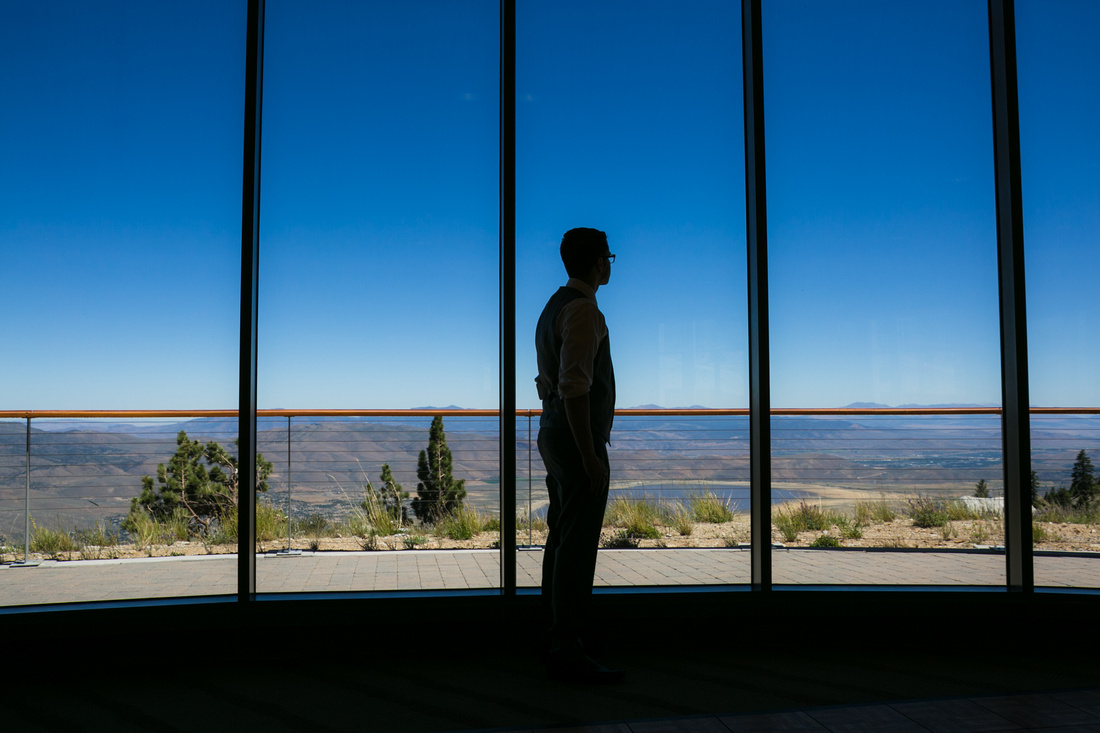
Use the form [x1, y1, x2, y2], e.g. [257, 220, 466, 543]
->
[545, 652, 625, 684]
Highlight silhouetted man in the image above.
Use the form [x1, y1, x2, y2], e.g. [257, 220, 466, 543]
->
[534, 227, 623, 684]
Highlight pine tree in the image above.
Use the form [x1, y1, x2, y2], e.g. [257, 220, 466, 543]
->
[125, 430, 273, 536]
[1030, 470, 1040, 507]
[973, 479, 989, 498]
[1070, 449, 1096, 508]
[378, 462, 408, 524]
[411, 416, 466, 523]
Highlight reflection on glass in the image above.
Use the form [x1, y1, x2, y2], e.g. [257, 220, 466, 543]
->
[258, 1, 500, 591]
[1017, 0, 1100, 588]
[0, 1, 243, 605]
[765, 0, 1003, 585]
[517, 0, 747, 588]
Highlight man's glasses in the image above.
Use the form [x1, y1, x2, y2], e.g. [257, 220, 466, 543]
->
[604, 253, 616, 264]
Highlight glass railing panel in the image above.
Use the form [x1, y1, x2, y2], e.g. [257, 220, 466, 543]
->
[0, 416, 239, 606]
[516, 0, 748, 590]
[253, 413, 501, 592]
[257, 0, 500, 592]
[0, 1, 245, 606]
[1029, 412, 1100, 588]
[770, 411, 1005, 585]
[1017, 0, 1100, 589]
[516, 411, 752, 589]
[764, 0, 1003, 585]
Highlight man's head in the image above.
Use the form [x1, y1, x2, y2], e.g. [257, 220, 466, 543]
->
[560, 227, 612, 282]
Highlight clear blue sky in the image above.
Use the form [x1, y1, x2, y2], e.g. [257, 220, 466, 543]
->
[1, 0, 1097, 411]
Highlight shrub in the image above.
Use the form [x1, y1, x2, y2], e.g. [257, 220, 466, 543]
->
[294, 513, 334, 538]
[164, 508, 191, 543]
[835, 516, 863, 540]
[810, 534, 840, 548]
[124, 509, 161, 549]
[773, 500, 837, 540]
[441, 505, 482, 541]
[690, 491, 735, 524]
[74, 521, 118, 549]
[602, 530, 640, 549]
[402, 534, 427, 550]
[605, 496, 661, 539]
[30, 517, 77, 557]
[855, 496, 897, 524]
[360, 531, 380, 551]
[970, 522, 990, 545]
[357, 488, 399, 537]
[256, 501, 287, 542]
[207, 508, 238, 544]
[1032, 523, 1053, 546]
[774, 511, 800, 543]
[482, 516, 501, 533]
[605, 496, 660, 526]
[907, 494, 950, 528]
[794, 500, 835, 531]
[517, 512, 548, 533]
[664, 502, 694, 536]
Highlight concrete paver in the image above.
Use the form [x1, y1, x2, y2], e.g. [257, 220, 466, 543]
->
[2, 548, 1097, 607]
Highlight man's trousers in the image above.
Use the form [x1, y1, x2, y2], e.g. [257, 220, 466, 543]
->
[537, 427, 610, 644]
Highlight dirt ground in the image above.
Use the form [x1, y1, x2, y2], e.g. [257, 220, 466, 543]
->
[7, 514, 1100, 562]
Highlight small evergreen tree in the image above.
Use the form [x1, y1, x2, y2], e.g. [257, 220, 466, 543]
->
[1030, 469, 1040, 507]
[1070, 449, 1096, 509]
[411, 416, 466, 523]
[378, 463, 408, 524]
[125, 431, 273, 536]
[973, 479, 989, 498]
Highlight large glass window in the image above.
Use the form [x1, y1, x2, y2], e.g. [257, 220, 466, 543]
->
[1017, 0, 1100, 589]
[517, 0, 749, 589]
[257, 0, 501, 592]
[0, 1, 244, 606]
[765, 0, 1004, 585]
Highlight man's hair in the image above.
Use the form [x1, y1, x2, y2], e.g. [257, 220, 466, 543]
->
[559, 227, 609, 278]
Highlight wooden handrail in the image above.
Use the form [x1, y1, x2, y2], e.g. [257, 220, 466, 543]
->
[1, 407, 1098, 419]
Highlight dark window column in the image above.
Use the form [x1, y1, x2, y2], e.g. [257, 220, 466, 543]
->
[988, 0, 1032, 592]
[743, 0, 771, 591]
[499, 0, 517, 596]
[239, 0, 265, 602]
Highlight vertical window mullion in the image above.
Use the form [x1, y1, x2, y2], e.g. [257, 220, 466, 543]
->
[743, 0, 771, 591]
[988, 0, 1032, 593]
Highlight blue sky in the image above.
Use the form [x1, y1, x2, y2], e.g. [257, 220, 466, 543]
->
[0, 0, 1097, 411]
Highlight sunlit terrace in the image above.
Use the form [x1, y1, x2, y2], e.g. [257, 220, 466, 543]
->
[4, 406, 1099, 608]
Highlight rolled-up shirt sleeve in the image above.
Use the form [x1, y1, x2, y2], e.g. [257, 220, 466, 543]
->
[556, 297, 606, 400]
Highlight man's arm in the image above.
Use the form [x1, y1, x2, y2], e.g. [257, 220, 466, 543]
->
[563, 394, 608, 492]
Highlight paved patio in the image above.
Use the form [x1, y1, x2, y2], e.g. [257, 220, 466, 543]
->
[1, 548, 1097, 607]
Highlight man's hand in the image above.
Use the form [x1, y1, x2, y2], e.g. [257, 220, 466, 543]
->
[580, 450, 609, 492]
[563, 394, 608, 492]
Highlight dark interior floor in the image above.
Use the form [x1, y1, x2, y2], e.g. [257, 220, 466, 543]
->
[5, 591, 1099, 732]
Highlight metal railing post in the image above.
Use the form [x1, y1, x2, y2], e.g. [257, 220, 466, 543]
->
[23, 417, 30, 563]
[278, 415, 300, 556]
[12, 415, 39, 567]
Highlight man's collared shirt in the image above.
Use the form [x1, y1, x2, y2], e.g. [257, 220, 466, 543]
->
[555, 277, 608, 400]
